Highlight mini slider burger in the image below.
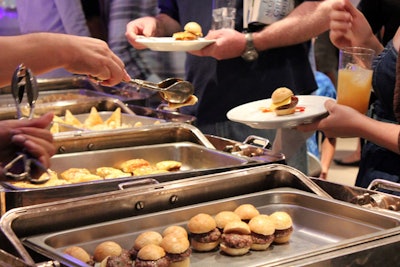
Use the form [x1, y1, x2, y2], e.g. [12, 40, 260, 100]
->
[160, 234, 191, 267]
[129, 231, 163, 259]
[187, 213, 221, 252]
[270, 211, 294, 244]
[248, 215, 275, 250]
[270, 87, 299, 116]
[135, 244, 169, 267]
[220, 221, 253, 256]
[215, 211, 242, 233]
[173, 22, 203, 40]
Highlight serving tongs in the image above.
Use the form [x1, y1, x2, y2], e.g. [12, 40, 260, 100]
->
[3, 64, 50, 184]
[129, 78, 194, 104]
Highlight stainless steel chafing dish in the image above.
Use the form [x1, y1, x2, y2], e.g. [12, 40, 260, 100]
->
[0, 139, 259, 213]
[1, 164, 400, 267]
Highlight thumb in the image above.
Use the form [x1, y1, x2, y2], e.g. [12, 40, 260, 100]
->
[324, 99, 336, 113]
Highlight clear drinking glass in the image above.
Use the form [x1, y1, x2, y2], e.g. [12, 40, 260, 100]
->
[212, 0, 236, 30]
[337, 47, 375, 114]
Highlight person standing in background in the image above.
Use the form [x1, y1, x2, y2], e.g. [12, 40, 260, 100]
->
[101, 0, 185, 82]
[15, 0, 91, 78]
[126, 0, 336, 174]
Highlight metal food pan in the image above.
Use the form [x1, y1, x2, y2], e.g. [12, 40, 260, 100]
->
[20, 188, 400, 267]
[0, 89, 114, 120]
[53, 123, 216, 154]
[54, 111, 163, 134]
[0, 142, 253, 211]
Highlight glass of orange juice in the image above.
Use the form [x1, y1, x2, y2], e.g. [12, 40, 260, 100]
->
[337, 47, 375, 114]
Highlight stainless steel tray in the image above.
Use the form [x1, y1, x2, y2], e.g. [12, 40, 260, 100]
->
[16, 188, 400, 267]
[53, 122, 216, 154]
[53, 111, 164, 134]
[0, 89, 114, 120]
[0, 142, 255, 212]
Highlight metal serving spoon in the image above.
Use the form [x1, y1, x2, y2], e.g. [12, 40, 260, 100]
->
[129, 78, 194, 104]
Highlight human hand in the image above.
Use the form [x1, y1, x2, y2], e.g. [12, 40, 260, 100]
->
[61, 35, 130, 86]
[329, 0, 375, 49]
[125, 16, 159, 49]
[0, 113, 56, 170]
[189, 29, 246, 60]
[297, 100, 365, 138]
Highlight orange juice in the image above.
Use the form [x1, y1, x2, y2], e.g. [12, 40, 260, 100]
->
[337, 68, 373, 114]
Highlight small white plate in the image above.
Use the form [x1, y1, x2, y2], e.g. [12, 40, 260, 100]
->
[136, 36, 215, 51]
[227, 95, 333, 129]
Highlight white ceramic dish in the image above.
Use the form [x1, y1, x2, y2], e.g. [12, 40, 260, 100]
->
[227, 95, 333, 129]
[136, 36, 215, 51]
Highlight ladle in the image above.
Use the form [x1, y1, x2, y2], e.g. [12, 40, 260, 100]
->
[129, 78, 194, 104]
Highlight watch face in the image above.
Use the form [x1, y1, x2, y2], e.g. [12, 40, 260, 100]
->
[243, 50, 258, 61]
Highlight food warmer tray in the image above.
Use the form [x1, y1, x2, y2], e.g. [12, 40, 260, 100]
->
[0, 141, 258, 213]
[0, 76, 155, 106]
[1, 164, 400, 267]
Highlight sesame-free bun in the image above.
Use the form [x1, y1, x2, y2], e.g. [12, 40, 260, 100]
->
[184, 22, 203, 37]
[162, 225, 188, 238]
[133, 231, 163, 250]
[137, 244, 166, 261]
[187, 213, 216, 234]
[270, 211, 293, 244]
[93, 241, 122, 262]
[220, 244, 251, 256]
[269, 211, 293, 230]
[215, 211, 241, 229]
[234, 204, 260, 221]
[160, 234, 190, 254]
[274, 106, 297, 116]
[271, 87, 293, 104]
[63, 246, 91, 263]
[190, 239, 220, 252]
[248, 215, 275, 236]
[223, 221, 251, 235]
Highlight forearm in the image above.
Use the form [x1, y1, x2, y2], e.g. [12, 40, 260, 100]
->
[357, 117, 400, 154]
[253, 1, 330, 51]
[0, 33, 68, 86]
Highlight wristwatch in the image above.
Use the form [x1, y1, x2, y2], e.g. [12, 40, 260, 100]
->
[241, 33, 259, 62]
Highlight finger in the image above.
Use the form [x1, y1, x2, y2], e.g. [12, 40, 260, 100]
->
[16, 127, 54, 143]
[324, 100, 336, 113]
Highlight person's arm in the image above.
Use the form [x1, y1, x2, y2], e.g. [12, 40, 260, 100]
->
[298, 100, 400, 154]
[252, 0, 332, 51]
[192, 0, 333, 60]
[329, 0, 383, 54]
[0, 33, 130, 87]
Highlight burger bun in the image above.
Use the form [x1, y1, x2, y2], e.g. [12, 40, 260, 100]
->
[184, 22, 203, 37]
[234, 204, 260, 221]
[133, 231, 163, 250]
[215, 211, 241, 229]
[220, 243, 250, 256]
[160, 234, 190, 254]
[271, 87, 293, 103]
[187, 213, 216, 234]
[137, 244, 166, 261]
[223, 221, 251, 235]
[248, 215, 275, 236]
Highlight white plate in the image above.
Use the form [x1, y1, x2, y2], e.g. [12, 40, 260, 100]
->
[136, 36, 215, 51]
[227, 95, 333, 129]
